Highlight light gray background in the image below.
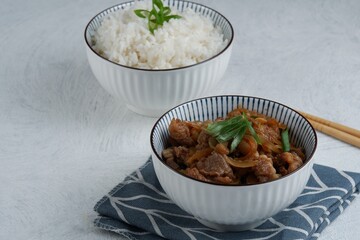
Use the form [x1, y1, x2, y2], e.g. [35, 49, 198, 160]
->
[1, 0, 359, 239]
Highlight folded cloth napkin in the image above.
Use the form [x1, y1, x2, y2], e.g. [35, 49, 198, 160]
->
[94, 157, 360, 240]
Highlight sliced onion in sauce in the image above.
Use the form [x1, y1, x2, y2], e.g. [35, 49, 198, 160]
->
[208, 137, 218, 149]
[261, 139, 283, 154]
[255, 117, 267, 124]
[236, 135, 258, 161]
[224, 155, 257, 168]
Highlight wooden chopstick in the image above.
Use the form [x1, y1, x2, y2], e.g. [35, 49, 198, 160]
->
[298, 111, 360, 148]
[299, 111, 360, 138]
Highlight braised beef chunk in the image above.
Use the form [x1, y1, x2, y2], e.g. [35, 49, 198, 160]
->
[185, 167, 210, 182]
[162, 146, 191, 170]
[162, 148, 179, 170]
[173, 146, 189, 165]
[196, 152, 235, 179]
[254, 123, 280, 143]
[162, 148, 175, 163]
[168, 119, 196, 146]
[253, 155, 279, 183]
[185, 152, 236, 184]
[274, 151, 303, 175]
[213, 176, 235, 185]
[196, 130, 211, 149]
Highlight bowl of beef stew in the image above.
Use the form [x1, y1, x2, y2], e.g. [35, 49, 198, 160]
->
[150, 95, 317, 231]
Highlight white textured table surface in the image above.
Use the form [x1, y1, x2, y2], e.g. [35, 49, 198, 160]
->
[1, 0, 360, 239]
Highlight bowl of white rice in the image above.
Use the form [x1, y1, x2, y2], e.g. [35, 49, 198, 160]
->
[85, 0, 234, 117]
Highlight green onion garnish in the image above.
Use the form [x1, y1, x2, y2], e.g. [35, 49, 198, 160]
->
[281, 128, 290, 152]
[207, 113, 261, 153]
[134, 0, 182, 34]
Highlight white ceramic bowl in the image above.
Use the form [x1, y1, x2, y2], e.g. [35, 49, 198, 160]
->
[150, 95, 317, 231]
[84, 1, 234, 117]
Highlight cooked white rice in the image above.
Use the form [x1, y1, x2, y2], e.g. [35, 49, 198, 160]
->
[92, 1, 228, 69]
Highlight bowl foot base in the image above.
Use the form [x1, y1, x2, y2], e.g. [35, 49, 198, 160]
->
[197, 218, 265, 232]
